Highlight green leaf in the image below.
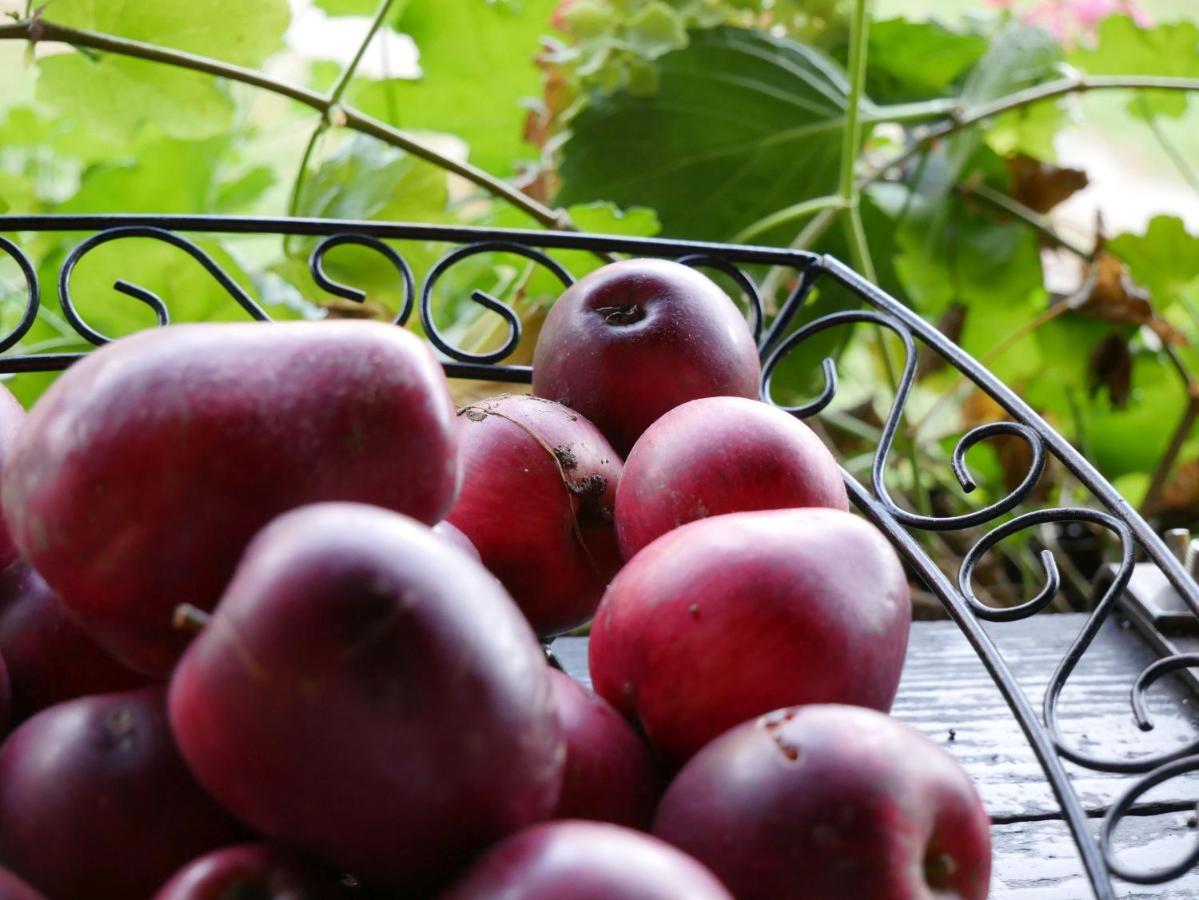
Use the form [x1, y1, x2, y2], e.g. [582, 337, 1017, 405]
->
[911, 26, 1061, 204]
[350, 0, 559, 175]
[37, 0, 290, 142]
[621, 2, 688, 59]
[38, 54, 233, 142]
[1084, 350, 1188, 478]
[1024, 315, 1115, 414]
[1070, 16, 1199, 119]
[290, 135, 450, 314]
[558, 200, 660, 238]
[890, 148, 1046, 322]
[315, 0, 381, 14]
[44, 0, 291, 67]
[960, 25, 1061, 110]
[298, 135, 448, 224]
[559, 27, 858, 241]
[984, 100, 1064, 161]
[560, 1, 618, 39]
[866, 18, 987, 102]
[1108, 215, 1199, 316]
[58, 134, 233, 214]
[213, 166, 277, 214]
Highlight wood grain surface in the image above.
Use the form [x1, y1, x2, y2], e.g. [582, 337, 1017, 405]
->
[553, 612, 1199, 897]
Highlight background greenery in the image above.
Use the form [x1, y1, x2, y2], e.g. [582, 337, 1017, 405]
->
[0, 0, 1196, 608]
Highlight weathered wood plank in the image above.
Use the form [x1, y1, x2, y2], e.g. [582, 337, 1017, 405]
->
[992, 815, 1199, 899]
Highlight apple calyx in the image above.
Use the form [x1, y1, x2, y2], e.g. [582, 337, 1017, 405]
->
[595, 305, 644, 326]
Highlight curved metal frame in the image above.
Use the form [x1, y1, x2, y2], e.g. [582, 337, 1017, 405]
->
[2, 214, 1198, 896]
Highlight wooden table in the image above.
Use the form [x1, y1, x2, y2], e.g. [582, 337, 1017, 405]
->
[555, 612, 1199, 899]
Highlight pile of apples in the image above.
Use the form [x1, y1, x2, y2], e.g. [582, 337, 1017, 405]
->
[0, 259, 990, 899]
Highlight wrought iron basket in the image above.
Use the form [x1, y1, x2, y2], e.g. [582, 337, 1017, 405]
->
[1, 214, 1197, 898]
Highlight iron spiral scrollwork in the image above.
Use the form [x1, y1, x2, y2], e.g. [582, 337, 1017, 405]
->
[58, 226, 272, 344]
[0, 214, 1197, 897]
[309, 233, 416, 326]
[419, 241, 573, 367]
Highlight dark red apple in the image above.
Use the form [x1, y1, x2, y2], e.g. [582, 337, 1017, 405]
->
[0, 686, 247, 900]
[547, 668, 661, 828]
[3, 321, 460, 676]
[653, 705, 991, 900]
[437, 821, 733, 900]
[532, 259, 760, 455]
[0, 650, 9, 736]
[589, 508, 910, 767]
[432, 520, 480, 561]
[0, 560, 148, 721]
[615, 396, 847, 559]
[446, 394, 621, 636]
[0, 382, 26, 571]
[169, 503, 564, 888]
[0, 866, 46, 900]
[154, 844, 348, 900]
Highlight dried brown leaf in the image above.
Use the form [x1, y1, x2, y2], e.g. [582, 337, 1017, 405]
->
[1087, 333, 1133, 409]
[1005, 153, 1089, 214]
[1074, 252, 1189, 345]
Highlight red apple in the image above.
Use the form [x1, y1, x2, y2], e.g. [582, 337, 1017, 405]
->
[547, 668, 661, 828]
[446, 394, 622, 636]
[0, 560, 148, 722]
[615, 396, 847, 559]
[169, 503, 564, 888]
[0, 686, 247, 900]
[0, 382, 26, 571]
[432, 520, 480, 561]
[653, 705, 991, 900]
[437, 821, 733, 900]
[3, 321, 460, 676]
[532, 259, 759, 455]
[589, 508, 910, 767]
[0, 650, 9, 736]
[0, 866, 45, 900]
[154, 844, 348, 900]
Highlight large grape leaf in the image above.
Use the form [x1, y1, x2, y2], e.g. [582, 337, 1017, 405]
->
[558, 27, 858, 241]
[1070, 16, 1199, 119]
[37, 0, 290, 141]
[38, 55, 234, 142]
[42, 0, 291, 66]
[346, 0, 558, 175]
[57, 134, 239, 214]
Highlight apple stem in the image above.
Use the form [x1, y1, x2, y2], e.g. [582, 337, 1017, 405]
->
[172, 603, 212, 634]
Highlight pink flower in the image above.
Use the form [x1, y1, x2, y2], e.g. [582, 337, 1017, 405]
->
[1008, 0, 1153, 46]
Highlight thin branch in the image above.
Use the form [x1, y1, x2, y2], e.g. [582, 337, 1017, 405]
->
[1134, 95, 1199, 198]
[1141, 386, 1199, 516]
[289, 0, 398, 218]
[859, 73, 1199, 192]
[330, 0, 394, 109]
[733, 195, 845, 244]
[0, 18, 569, 230]
[958, 181, 1093, 258]
[287, 127, 329, 219]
